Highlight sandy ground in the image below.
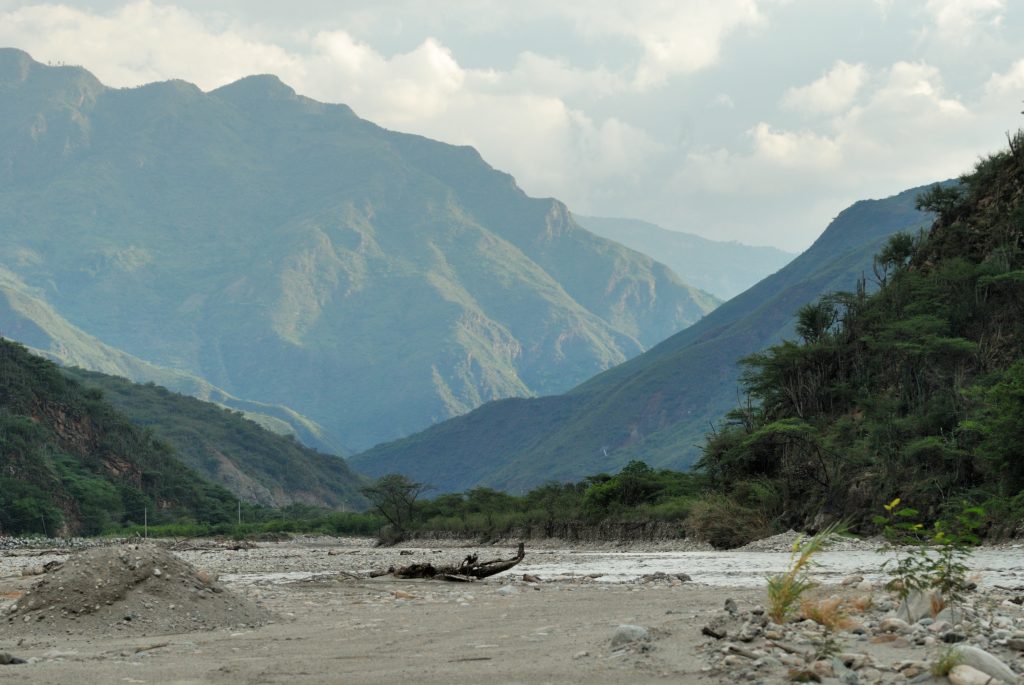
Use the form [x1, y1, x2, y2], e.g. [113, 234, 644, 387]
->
[0, 537, 739, 684]
[1, 536, 1022, 684]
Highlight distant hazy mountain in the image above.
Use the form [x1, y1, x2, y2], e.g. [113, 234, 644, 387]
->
[0, 48, 718, 451]
[350, 185, 934, 492]
[574, 215, 795, 300]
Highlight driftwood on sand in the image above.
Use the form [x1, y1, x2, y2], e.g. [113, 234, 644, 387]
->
[370, 543, 525, 582]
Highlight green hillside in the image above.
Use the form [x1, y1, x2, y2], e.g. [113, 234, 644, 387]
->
[0, 266, 346, 454]
[0, 338, 238, 535]
[701, 131, 1024, 530]
[574, 215, 795, 300]
[350, 185, 934, 491]
[0, 48, 718, 451]
[62, 368, 367, 509]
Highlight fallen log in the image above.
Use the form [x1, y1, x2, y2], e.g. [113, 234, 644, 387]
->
[378, 543, 526, 581]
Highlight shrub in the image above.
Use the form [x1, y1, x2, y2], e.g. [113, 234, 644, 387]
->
[684, 492, 771, 548]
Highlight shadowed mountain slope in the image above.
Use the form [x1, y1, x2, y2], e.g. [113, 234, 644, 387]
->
[350, 185, 934, 492]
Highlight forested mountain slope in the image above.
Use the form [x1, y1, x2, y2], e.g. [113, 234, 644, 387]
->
[0, 339, 237, 535]
[63, 368, 367, 510]
[351, 185, 934, 491]
[0, 266, 346, 454]
[700, 133, 1024, 530]
[0, 47, 717, 451]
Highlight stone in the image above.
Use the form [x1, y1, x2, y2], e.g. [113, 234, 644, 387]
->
[928, 620, 952, 633]
[934, 605, 964, 624]
[0, 653, 27, 665]
[611, 624, 649, 648]
[787, 668, 822, 682]
[496, 586, 518, 596]
[811, 660, 834, 678]
[943, 632, 967, 643]
[725, 598, 738, 615]
[831, 658, 860, 685]
[737, 622, 762, 642]
[953, 645, 1019, 684]
[841, 575, 864, 586]
[896, 589, 940, 623]
[878, 617, 911, 634]
[703, 613, 731, 640]
[1007, 638, 1024, 651]
[948, 664, 1002, 685]
[837, 653, 870, 670]
[522, 574, 542, 583]
[855, 579, 873, 592]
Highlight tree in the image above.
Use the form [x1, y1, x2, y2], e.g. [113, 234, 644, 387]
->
[361, 474, 429, 535]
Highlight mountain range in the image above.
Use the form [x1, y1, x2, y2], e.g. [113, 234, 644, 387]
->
[574, 215, 795, 300]
[350, 185, 935, 491]
[0, 47, 721, 452]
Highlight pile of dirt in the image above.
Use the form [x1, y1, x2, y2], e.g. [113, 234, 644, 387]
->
[1, 543, 269, 637]
[738, 529, 878, 552]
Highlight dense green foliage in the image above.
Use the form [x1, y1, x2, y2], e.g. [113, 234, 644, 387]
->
[0, 48, 717, 453]
[0, 339, 240, 535]
[699, 132, 1024, 534]
[61, 368, 367, 509]
[352, 184, 933, 491]
[575, 214, 795, 300]
[358, 460, 706, 541]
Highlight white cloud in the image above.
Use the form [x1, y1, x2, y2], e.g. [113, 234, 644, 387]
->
[1, 0, 1023, 253]
[922, 0, 1005, 47]
[0, 2, 301, 88]
[555, 1, 765, 88]
[749, 123, 841, 168]
[984, 58, 1024, 96]
[782, 61, 867, 115]
[712, 93, 736, 109]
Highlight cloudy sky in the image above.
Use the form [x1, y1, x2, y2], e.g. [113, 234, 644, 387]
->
[3, 1, 1023, 251]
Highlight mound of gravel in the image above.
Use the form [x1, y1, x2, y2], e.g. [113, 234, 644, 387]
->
[739, 530, 878, 552]
[2, 544, 269, 637]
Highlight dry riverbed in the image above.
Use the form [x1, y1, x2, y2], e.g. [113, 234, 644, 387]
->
[1, 535, 1023, 684]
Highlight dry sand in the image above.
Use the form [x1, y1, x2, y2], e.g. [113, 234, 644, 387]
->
[1, 537, 1022, 684]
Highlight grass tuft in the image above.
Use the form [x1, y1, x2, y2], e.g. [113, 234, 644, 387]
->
[766, 521, 844, 624]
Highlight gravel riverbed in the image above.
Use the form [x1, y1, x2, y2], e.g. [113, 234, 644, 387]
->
[1, 535, 1022, 684]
